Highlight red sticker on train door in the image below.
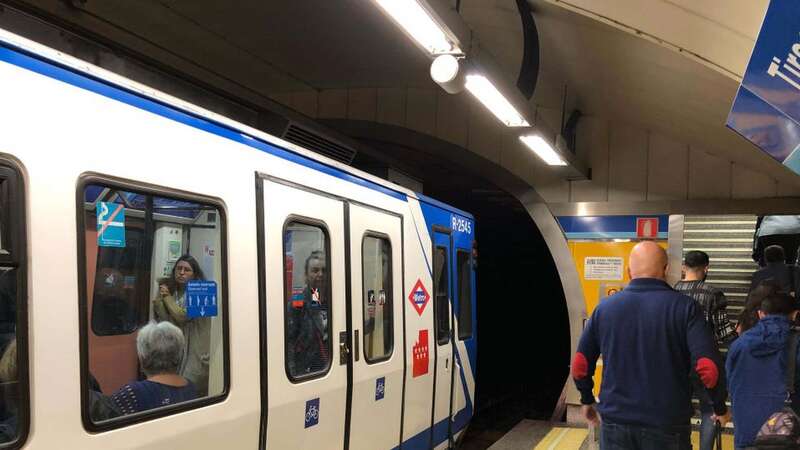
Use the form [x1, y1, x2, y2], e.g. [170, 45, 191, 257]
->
[412, 330, 429, 377]
[408, 279, 430, 316]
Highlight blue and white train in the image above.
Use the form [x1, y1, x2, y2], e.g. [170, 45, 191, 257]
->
[0, 26, 476, 449]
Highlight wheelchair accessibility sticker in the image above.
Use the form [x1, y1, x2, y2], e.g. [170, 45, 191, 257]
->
[96, 202, 125, 248]
[305, 398, 320, 428]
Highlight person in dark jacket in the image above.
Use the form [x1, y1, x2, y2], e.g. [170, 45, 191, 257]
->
[726, 292, 800, 449]
[737, 279, 783, 335]
[286, 251, 330, 377]
[674, 250, 735, 450]
[573, 242, 728, 450]
[750, 245, 795, 295]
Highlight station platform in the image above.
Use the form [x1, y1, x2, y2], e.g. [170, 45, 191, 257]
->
[485, 420, 736, 449]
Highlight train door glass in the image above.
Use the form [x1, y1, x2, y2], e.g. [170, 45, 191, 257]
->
[0, 163, 27, 447]
[347, 204, 402, 450]
[450, 248, 473, 437]
[78, 181, 228, 430]
[455, 250, 473, 340]
[260, 179, 347, 449]
[431, 230, 453, 448]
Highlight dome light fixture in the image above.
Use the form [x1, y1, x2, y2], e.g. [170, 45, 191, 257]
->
[430, 54, 463, 94]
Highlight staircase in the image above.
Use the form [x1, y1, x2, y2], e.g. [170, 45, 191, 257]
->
[682, 214, 759, 331]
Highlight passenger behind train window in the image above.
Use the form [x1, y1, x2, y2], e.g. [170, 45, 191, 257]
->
[0, 267, 23, 444]
[0, 336, 17, 442]
[362, 235, 393, 362]
[284, 222, 332, 380]
[81, 183, 226, 426]
[152, 255, 212, 396]
[111, 321, 198, 415]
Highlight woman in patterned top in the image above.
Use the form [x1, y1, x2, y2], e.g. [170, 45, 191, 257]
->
[111, 321, 197, 415]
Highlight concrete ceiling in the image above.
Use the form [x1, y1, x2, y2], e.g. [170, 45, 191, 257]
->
[7, 0, 800, 187]
[72, 0, 435, 93]
[460, 0, 800, 185]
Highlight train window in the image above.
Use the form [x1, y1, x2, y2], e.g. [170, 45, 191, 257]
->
[0, 163, 28, 447]
[284, 221, 332, 381]
[456, 250, 473, 340]
[433, 246, 450, 345]
[79, 181, 227, 429]
[362, 235, 393, 363]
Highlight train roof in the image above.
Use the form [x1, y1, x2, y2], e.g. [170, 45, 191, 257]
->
[0, 27, 474, 221]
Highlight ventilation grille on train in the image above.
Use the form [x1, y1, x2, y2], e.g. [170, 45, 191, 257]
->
[282, 124, 357, 165]
[682, 214, 758, 336]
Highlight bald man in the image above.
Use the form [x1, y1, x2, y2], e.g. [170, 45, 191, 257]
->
[572, 242, 728, 450]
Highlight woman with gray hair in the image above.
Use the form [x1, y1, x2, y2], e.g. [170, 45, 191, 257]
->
[111, 321, 198, 415]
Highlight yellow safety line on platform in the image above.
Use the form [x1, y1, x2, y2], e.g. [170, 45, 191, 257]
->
[533, 427, 589, 450]
[691, 430, 735, 449]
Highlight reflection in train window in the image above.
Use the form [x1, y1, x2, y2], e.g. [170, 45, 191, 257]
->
[434, 246, 450, 345]
[0, 163, 26, 446]
[81, 183, 226, 427]
[457, 250, 473, 340]
[284, 221, 332, 381]
[362, 235, 393, 363]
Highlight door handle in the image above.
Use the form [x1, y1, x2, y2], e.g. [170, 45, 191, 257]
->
[445, 357, 449, 370]
[354, 330, 360, 362]
[339, 331, 350, 365]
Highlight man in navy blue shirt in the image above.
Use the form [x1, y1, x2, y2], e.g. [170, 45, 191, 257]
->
[572, 242, 729, 449]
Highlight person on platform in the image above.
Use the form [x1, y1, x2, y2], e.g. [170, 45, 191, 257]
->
[750, 245, 796, 296]
[674, 250, 736, 450]
[727, 292, 800, 449]
[572, 241, 729, 450]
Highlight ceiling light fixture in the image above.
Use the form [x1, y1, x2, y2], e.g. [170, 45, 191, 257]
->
[430, 54, 463, 94]
[519, 135, 567, 166]
[373, 0, 460, 55]
[465, 74, 530, 127]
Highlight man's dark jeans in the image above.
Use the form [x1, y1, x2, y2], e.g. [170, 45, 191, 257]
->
[601, 422, 692, 450]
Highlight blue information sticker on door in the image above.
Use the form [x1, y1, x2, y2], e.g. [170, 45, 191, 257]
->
[96, 202, 126, 248]
[375, 377, 385, 401]
[305, 398, 320, 428]
[186, 280, 218, 318]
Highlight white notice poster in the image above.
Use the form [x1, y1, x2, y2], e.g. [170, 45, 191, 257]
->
[584, 257, 624, 280]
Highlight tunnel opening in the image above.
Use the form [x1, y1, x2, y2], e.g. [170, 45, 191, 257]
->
[350, 137, 571, 447]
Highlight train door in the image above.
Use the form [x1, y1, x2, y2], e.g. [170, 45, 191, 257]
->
[431, 228, 453, 448]
[260, 178, 347, 449]
[347, 203, 403, 450]
[450, 244, 475, 436]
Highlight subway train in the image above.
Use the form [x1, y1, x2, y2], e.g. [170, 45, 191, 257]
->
[0, 27, 476, 449]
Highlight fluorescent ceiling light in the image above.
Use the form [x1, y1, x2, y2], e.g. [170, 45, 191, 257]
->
[520, 135, 567, 166]
[465, 75, 530, 127]
[374, 0, 459, 55]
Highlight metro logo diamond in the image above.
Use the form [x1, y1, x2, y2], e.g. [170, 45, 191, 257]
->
[408, 279, 430, 316]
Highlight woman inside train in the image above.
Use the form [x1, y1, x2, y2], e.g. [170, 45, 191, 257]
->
[110, 321, 197, 415]
[152, 254, 211, 396]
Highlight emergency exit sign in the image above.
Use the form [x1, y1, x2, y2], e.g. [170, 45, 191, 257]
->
[636, 218, 658, 239]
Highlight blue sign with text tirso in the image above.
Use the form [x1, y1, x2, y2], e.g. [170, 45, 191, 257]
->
[727, 0, 800, 174]
[185, 280, 218, 318]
